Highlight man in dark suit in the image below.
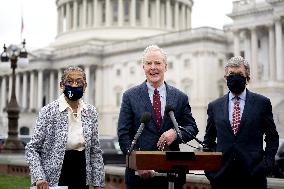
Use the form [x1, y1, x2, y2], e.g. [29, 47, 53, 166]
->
[203, 56, 279, 189]
[118, 45, 198, 189]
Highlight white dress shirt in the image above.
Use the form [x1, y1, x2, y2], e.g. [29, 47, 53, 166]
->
[229, 89, 246, 125]
[58, 94, 87, 151]
[146, 82, 167, 117]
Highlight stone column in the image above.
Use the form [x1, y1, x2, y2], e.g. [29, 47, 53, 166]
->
[233, 29, 240, 56]
[22, 72, 27, 110]
[130, 0, 136, 26]
[144, 0, 149, 27]
[60, 5, 64, 32]
[57, 5, 61, 34]
[155, 0, 160, 28]
[118, 0, 124, 26]
[186, 6, 191, 29]
[181, 4, 186, 30]
[88, 2, 93, 26]
[268, 24, 276, 81]
[37, 70, 43, 110]
[49, 70, 55, 103]
[29, 71, 35, 111]
[244, 30, 251, 66]
[66, 2, 71, 30]
[0, 76, 6, 112]
[105, 0, 111, 26]
[275, 18, 283, 80]
[95, 66, 103, 108]
[58, 69, 62, 97]
[93, 0, 98, 27]
[16, 73, 20, 104]
[250, 27, 258, 81]
[73, 0, 78, 29]
[82, 0, 87, 28]
[174, 1, 179, 30]
[8, 75, 12, 101]
[84, 66, 90, 102]
[166, 0, 172, 29]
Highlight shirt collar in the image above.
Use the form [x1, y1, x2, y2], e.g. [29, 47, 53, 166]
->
[146, 82, 166, 93]
[229, 88, 246, 101]
[58, 94, 87, 112]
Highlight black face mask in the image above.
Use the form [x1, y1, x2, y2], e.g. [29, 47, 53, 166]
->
[63, 85, 84, 101]
[226, 74, 247, 95]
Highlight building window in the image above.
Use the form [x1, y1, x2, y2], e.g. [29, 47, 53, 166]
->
[227, 53, 234, 59]
[184, 85, 191, 101]
[113, 0, 118, 22]
[168, 62, 173, 69]
[258, 39, 261, 49]
[130, 67, 135, 74]
[240, 51, 245, 58]
[116, 69, 121, 76]
[218, 84, 224, 97]
[136, 0, 141, 21]
[102, 1, 106, 23]
[184, 59, 190, 68]
[124, 0, 130, 22]
[116, 91, 121, 106]
[218, 59, 223, 68]
[20, 127, 30, 135]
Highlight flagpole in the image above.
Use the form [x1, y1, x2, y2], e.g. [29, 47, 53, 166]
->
[20, 1, 23, 42]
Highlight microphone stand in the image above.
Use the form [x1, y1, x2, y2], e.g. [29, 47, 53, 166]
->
[178, 126, 210, 151]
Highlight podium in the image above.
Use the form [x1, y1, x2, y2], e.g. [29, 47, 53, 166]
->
[127, 151, 222, 172]
[126, 151, 222, 189]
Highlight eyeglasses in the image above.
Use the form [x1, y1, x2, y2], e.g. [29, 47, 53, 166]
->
[64, 79, 85, 87]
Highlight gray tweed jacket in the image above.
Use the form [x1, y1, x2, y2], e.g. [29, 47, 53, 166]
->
[25, 99, 105, 187]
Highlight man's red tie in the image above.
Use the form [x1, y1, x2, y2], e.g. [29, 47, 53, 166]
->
[153, 89, 162, 128]
[232, 97, 241, 135]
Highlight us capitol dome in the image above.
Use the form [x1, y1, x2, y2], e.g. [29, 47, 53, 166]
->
[53, 0, 193, 46]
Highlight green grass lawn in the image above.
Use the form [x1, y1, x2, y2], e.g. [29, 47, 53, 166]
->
[0, 174, 111, 189]
[0, 174, 30, 189]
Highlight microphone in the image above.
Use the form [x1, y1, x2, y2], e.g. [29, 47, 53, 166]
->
[165, 105, 184, 143]
[127, 112, 151, 155]
[178, 126, 209, 151]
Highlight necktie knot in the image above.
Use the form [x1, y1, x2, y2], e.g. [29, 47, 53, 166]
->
[154, 89, 159, 95]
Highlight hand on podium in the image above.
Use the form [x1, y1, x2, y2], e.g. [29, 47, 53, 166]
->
[137, 170, 155, 179]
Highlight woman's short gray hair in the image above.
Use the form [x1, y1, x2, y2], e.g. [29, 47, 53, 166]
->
[60, 66, 87, 84]
[225, 56, 250, 81]
[141, 45, 167, 64]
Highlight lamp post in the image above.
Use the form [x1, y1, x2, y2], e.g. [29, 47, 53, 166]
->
[0, 40, 29, 153]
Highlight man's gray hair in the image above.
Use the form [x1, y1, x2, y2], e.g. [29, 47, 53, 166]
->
[61, 66, 87, 84]
[141, 45, 167, 64]
[225, 56, 250, 81]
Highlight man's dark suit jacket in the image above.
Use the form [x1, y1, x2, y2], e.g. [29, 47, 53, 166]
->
[118, 81, 198, 188]
[203, 89, 279, 189]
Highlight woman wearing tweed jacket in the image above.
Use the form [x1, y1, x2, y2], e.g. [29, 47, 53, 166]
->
[25, 66, 105, 189]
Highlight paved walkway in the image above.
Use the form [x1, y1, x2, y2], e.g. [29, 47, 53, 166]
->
[0, 152, 26, 165]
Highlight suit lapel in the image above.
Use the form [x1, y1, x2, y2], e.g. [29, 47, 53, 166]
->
[161, 84, 177, 129]
[138, 82, 156, 125]
[238, 90, 254, 134]
[223, 93, 234, 134]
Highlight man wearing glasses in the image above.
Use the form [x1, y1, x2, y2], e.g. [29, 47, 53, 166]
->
[203, 56, 279, 189]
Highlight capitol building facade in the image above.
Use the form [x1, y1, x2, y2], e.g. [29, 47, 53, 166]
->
[0, 0, 283, 141]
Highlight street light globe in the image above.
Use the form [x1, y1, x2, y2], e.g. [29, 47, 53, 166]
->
[18, 57, 29, 68]
[0, 62, 10, 74]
